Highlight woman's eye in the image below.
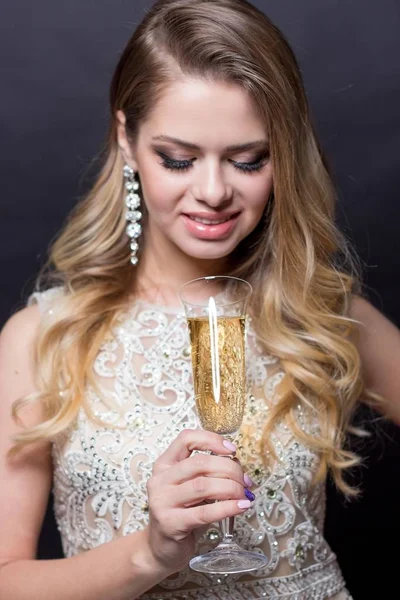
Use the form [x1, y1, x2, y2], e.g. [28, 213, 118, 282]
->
[160, 158, 194, 171]
[156, 151, 194, 171]
[156, 150, 269, 173]
[232, 152, 269, 173]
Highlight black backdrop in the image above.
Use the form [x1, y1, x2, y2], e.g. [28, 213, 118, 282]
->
[1, 1, 399, 598]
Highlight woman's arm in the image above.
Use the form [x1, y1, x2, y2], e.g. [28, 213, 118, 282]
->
[0, 306, 170, 600]
[351, 296, 400, 424]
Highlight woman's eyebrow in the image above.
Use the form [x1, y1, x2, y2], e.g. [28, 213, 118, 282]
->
[151, 135, 268, 152]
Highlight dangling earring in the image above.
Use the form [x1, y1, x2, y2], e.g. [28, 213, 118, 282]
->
[123, 165, 142, 265]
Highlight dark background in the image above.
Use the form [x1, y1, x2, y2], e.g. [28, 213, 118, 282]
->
[1, 1, 399, 597]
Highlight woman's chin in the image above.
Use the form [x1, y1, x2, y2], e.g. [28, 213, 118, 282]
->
[179, 244, 236, 262]
[172, 230, 242, 261]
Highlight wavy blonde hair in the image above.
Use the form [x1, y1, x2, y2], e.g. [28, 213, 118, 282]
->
[11, 0, 377, 494]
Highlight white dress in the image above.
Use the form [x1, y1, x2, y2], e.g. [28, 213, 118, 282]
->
[29, 289, 353, 600]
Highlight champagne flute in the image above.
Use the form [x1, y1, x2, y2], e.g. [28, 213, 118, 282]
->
[179, 275, 268, 574]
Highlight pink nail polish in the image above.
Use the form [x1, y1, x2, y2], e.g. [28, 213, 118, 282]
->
[222, 439, 237, 453]
[244, 473, 255, 488]
[238, 499, 251, 509]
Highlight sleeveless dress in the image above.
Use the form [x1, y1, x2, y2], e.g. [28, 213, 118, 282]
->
[29, 288, 353, 600]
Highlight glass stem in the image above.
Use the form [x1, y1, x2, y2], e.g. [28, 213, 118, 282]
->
[220, 515, 235, 544]
[214, 449, 237, 547]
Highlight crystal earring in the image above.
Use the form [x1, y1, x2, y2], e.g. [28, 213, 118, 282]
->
[123, 165, 142, 266]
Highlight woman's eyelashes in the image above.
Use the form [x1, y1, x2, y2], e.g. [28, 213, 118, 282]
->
[155, 150, 269, 173]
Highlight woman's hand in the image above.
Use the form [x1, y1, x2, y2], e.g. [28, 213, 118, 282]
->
[144, 429, 253, 574]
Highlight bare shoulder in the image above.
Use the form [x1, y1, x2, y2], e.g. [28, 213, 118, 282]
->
[350, 294, 399, 335]
[0, 304, 42, 413]
[350, 295, 400, 420]
[0, 303, 41, 344]
[349, 294, 371, 318]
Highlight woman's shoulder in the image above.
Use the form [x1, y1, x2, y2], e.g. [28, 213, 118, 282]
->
[1, 303, 41, 344]
[0, 286, 64, 349]
[0, 302, 43, 386]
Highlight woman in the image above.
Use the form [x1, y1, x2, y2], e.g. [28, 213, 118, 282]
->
[1, 0, 399, 598]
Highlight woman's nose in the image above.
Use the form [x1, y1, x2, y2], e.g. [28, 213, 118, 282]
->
[194, 161, 232, 208]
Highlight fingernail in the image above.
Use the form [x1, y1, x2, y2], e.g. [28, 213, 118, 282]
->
[244, 473, 255, 488]
[222, 440, 236, 453]
[244, 488, 255, 502]
[238, 499, 251, 509]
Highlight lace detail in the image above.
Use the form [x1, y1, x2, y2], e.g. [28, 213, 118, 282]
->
[28, 286, 64, 315]
[141, 556, 349, 599]
[32, 291, 351, 599]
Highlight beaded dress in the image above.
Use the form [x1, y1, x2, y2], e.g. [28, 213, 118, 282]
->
[29, 289, 353, 600]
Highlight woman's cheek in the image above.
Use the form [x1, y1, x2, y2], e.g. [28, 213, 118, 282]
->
[142, 174, 185, 215]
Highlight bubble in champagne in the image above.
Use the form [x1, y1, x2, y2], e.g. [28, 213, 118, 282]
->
[187, 316, 246, 435]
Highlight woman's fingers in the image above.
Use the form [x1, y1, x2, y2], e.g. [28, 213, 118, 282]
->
[183, 498, 252, 530]
[153, 428, 236, 474]
[161, 452, 246, 488]
[170, 476, 246, 507]
[146, 430, 256, 549]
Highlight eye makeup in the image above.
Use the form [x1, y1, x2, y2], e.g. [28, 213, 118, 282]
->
[154, 149, 270, 174]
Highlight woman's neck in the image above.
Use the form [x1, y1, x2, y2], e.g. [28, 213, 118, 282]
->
[132, 229, 231, 308]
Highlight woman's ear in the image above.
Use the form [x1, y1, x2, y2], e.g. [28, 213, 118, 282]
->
[116, 110, 138, 171]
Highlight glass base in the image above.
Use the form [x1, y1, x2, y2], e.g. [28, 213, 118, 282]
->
[189, 542, 268, 574]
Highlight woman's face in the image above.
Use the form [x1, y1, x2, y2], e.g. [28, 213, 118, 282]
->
[118, 77, 273, 263]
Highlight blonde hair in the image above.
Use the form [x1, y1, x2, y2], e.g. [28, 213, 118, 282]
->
[11, 0, 377, 495]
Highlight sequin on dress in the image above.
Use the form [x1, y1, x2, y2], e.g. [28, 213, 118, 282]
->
[29, 289, 353, 600]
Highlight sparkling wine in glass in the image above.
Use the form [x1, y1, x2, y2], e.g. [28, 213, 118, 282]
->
[179, 275, 268, 574]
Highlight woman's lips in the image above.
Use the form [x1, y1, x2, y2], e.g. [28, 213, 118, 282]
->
[182, 212, 240, 240]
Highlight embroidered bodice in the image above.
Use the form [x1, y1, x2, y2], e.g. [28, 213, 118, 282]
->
[29, 289, 352, 599]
